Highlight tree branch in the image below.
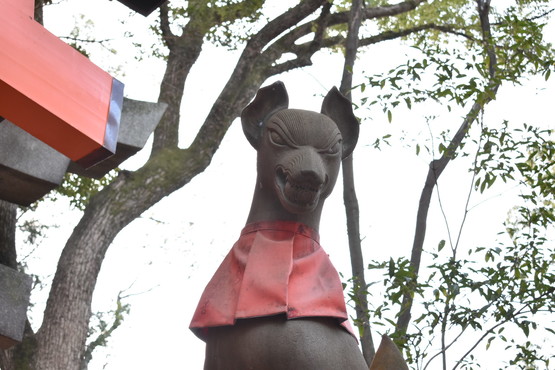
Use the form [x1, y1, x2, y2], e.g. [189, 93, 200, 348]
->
[325, 0, 428, 25]
[309, 0, 331, 54]
[423, 326, 467, 370]
[491, 7, 555, 26]
[190, 0, 328, 155]
[268, 22, 475, 78]
[151, 16, 207, 154]
[452, 302, 543, 370]
[159, 2, 176, 48]
[265, 0, 429, 59]
[360, 23, 477, 46]
[477, 0, 496, 78]
[394, 0, 501, 340]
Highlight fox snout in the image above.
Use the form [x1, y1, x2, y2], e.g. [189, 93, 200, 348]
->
[272, 145, 336, 214]
[286, 147, 328, 187]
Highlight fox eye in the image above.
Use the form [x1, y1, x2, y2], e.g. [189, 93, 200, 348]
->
[324, 140, 341, 155]
[269, 130, 286, 146]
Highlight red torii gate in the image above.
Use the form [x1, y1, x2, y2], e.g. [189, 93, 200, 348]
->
[0, 0, 170, 350]
[0, 0, 123, 168]
[0, 0, 127, 349]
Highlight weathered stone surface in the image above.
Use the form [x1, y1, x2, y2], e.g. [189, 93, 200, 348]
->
[0, 119, 70, 206]
[197, 82, 368, 369]
[369, 335, 409, 370]
[68, 98, 167, 178]
[0, 264, 32, 349]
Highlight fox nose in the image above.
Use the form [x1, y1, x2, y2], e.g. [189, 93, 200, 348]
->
[297, 149, 325, 185]
[300, 168, 324, 185]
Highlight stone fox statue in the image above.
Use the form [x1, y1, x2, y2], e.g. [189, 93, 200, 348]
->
[190, 82, 407, 370]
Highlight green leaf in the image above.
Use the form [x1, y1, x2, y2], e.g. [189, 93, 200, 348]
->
[522, 323, 530, 337]
[480, 179, 487, 193]
[388, 258, 395, 278]
[438, 239, 446, 251]
[486, 336, 495, 350]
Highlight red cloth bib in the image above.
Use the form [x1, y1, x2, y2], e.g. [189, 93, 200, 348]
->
[190, 221, 355, 340]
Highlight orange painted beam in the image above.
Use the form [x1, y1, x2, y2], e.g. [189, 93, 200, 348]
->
[0, 0, 123, 167]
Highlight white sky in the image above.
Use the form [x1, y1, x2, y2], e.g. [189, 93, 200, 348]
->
[16, 1, 555, 369]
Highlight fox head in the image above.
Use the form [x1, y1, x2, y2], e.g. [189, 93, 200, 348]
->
[241, 81, 359, 217]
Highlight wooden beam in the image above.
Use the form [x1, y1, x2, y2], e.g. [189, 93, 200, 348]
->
[0, 0, 123, 168]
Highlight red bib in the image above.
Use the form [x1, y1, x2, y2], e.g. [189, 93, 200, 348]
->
[190, 221, 355, 340]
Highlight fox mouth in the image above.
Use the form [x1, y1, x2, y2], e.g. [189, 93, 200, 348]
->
[275, 166, 324, 213]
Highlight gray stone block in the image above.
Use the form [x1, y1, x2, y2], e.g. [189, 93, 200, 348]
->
[0, 119, 70, 206]
[0, 264, 32, 349]
[68, 98, 167, 178]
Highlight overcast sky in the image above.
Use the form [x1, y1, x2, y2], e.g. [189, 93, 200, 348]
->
[20, 1, 555, 369]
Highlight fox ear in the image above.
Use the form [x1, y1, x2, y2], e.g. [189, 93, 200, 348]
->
[321, 87, 359, 159]
[241, 81, 289, 149]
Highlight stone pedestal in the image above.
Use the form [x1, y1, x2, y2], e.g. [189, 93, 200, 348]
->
[0, 264, 32, 349]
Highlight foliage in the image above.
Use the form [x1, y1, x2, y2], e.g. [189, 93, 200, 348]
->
[50, 171, 119, 211]
[360, 1, 554, 124]
[17, 219, 52, 246]
[61, 13, 120, 69]
[355, 1, 555, 368]
[82, 293, 131, 370]
[145, 0, 266, 56]
[201, 0, 266, 48]
[361, 42, 485, 123]
[385, 0, 474, 35]
[366, 123, 555, 366]
[474, 122, 555, 201]
[369, 227, 554, 369]
[3, 1, 554, 369]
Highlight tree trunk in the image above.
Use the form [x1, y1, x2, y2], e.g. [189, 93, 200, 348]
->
[151, 22, 205, 154]
[0, 200, 17, 269]
[343, 155, 375, 364]
[30, 30, 212, 370]
[339, 0, 375, 365]
[0, 200, 18, 370]
[33, 0, 46, 25]
[27, 3, 330, 368]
